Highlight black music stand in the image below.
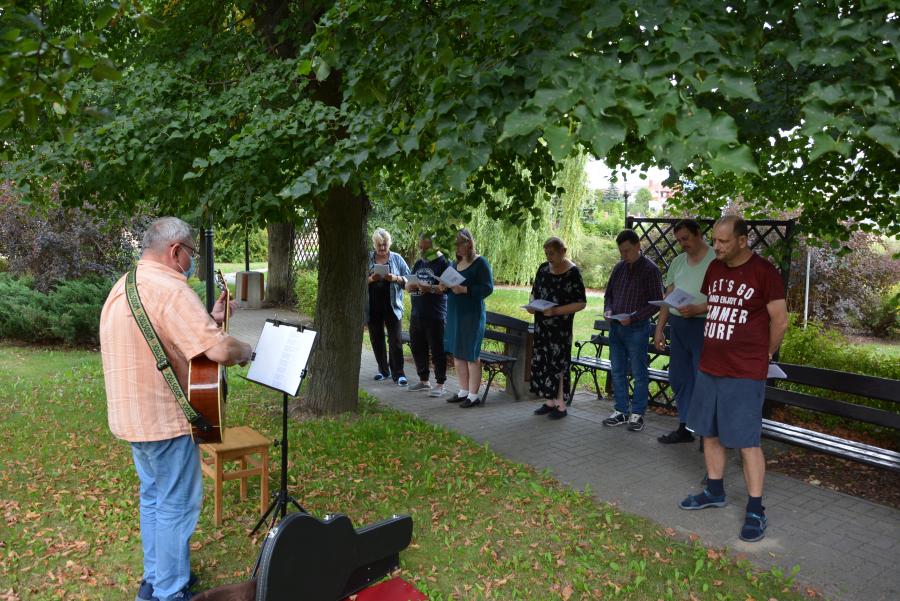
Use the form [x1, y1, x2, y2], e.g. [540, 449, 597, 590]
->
[243, 317, 317, 535]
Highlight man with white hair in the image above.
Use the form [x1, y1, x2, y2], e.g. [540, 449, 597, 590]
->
[100, 217, 252, 601]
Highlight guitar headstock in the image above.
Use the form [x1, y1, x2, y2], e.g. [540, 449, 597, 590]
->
[215, 269, 228, 298]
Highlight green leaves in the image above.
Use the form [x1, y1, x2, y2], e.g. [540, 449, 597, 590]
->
[542, 124, 573, 162]
[94, 5, 119, 29]
[709, 145, 759, 176]
[579, 117, 626, 158]
[499, 108, 545, 141]
[90, 58, 121, 81]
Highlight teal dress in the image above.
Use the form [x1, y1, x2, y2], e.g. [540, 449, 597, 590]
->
[444, 256, 494, 361]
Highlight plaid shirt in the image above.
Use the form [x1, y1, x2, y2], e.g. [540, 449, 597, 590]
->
[603, 255, 664, 321]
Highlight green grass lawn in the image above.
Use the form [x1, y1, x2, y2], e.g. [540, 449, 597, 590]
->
[0, 344, 809, 600]
[216, 261, 268, 273]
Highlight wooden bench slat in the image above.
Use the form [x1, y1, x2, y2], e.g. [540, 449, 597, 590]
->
[775, 363, 900, 404]
[483, 329, 525, 346]
[761, 419, 900, 471]
[766, 387, 900, 430]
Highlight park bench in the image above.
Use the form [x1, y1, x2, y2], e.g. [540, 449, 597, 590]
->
[569, 321, 900, 471]
[401, 311, 530, 403]
[762, 364, 900, 471]
[568, 319, 673, 405]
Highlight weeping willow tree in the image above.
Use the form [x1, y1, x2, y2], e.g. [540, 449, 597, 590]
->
[470, 191, 551, 285]
[551, 149, 590, 259]
[469, 150, 590, 285]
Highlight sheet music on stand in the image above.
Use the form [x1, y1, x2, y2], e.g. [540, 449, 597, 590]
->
[246, 319, 317, 396]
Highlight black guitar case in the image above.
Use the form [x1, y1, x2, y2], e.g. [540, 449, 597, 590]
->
[253, 512, 414, 601]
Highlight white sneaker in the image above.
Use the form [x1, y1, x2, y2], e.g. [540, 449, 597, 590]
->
[408, 381, 431, 392]
[602, 410, 628, 426]
[428, 384, 446, 397]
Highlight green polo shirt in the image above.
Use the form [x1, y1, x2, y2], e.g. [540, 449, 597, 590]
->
[664, 247, 715, 317]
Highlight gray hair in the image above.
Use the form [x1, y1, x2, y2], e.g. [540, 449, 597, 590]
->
[142, 217, 194, 253]
[456, 228, 475, 251]
[372, 227, 392, 247]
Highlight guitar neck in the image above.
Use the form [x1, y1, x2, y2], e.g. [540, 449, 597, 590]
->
[353, 515, 413, 568]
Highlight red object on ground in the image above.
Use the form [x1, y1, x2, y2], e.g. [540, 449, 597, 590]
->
[345, 578, 428, 601]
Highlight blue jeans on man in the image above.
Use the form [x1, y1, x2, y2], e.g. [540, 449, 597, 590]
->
[131, 435, 203, 601]
[609, 319, 651, 415]
[667, 315, 705, 422]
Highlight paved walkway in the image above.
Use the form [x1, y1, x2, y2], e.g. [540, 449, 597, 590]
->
[230, 308, 900, 601]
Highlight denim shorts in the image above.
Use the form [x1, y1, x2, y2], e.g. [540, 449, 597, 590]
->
[686, 371, 765, 448]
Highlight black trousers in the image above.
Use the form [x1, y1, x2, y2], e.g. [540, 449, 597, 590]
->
[409, 315, 446, 384]
[369, 303, 405, 380]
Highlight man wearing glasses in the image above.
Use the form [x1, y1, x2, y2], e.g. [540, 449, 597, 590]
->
[100, 217, 251, 601]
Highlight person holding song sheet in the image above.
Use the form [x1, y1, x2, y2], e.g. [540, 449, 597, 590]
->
[653, 219, 716, 444]
[99, 217, 252, 601]
[527, 237, 587, 419]
[439, 228, 494, 408]
[601, 229, 663, 432]
[405, 233, 451, 397]
[367, 228, 411, 386]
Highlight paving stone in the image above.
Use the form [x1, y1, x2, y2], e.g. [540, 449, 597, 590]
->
[230, 308, 900, 601]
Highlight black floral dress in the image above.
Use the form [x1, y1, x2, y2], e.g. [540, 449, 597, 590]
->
[529, 262, 587, 400]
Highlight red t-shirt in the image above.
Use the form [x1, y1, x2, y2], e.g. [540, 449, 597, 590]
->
[699, 253, 785, 380]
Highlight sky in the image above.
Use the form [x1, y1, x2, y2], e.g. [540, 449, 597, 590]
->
[584, 159, 671, 193]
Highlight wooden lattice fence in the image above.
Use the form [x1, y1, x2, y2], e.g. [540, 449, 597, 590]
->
[624, 216, 797, 408]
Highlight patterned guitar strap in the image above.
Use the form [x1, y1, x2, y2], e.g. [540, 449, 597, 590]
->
[124, 269, 213, 433]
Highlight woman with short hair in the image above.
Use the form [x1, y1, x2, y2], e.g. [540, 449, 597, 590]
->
[367, 228, 410, 386]
[528, 236, 587, 419]
[440, 228, 494, 408]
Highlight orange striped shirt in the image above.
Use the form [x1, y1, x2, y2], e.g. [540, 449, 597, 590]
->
[100, 259, 225, 442]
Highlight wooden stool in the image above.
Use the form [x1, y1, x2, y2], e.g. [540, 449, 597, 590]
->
[199, 426, 270, 526]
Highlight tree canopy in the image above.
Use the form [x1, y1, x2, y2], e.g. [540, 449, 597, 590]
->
[4, 0, 897, 238]
[3, 0, 898, 411]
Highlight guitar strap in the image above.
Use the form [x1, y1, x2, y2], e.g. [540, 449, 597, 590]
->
[124, 269, 213, 433]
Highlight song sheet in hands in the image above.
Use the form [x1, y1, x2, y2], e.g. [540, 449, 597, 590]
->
[649, 287, 695, 309]
[437, 266, 465, 288]
[767, 363, 787, 379]
[522, 299, 558, 312]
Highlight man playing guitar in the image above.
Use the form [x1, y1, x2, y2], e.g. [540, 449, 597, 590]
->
[100, 217, 251, 601]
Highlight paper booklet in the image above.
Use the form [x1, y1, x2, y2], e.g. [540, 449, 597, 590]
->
[767, 363, 787, 379]
[406, 274, 421, 286]
[606, 313, 634, 322]
[522, 299, 558, 312]
[649, 287, 696, 309]
[246, 320, 317, 396]
[372, 263, 390, 276]
[437, 266, 465, 288]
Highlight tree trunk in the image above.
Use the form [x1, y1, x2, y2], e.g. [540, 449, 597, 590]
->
[266, 221, 294, 304]
[307, 186, 369, 414]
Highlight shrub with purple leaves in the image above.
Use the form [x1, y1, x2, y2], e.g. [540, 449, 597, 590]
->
[786, 233, 900, 336]
[0, 181, 146, 292]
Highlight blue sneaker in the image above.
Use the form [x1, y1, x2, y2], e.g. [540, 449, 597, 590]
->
[373, 372, 388, 381]
[739, 511, 767, 542]
[397, 376, 408, 386]
[679, 489, 726, 510]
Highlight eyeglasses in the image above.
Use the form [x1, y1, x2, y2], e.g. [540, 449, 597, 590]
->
[174, 242, 199, 259]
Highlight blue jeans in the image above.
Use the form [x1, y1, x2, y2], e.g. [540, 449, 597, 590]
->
[609, 319, 651, 416]
[131, 435, 203, 601]
[667, 316, 705, 422]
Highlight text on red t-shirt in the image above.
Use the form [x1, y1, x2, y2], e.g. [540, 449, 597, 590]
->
[699, 253, 785, 380]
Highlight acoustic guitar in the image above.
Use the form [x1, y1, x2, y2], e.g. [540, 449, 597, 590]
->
[188, 270, 230, 444]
